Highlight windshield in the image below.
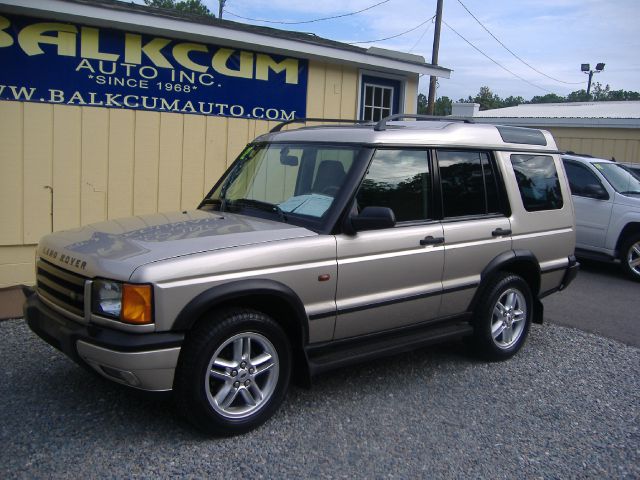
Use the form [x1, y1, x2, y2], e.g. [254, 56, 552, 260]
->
[202, 143, 360, 224]
[593, 162, 640, 194]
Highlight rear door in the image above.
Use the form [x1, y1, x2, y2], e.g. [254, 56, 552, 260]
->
[436, 149, 512, 317]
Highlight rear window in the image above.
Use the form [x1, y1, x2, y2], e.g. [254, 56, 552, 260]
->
[510, 154, 563, 211]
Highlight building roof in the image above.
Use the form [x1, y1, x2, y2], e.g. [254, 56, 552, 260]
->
[457, 101, 640, 129]
[0, 0, 451, 78]
[473, 101, 640, 119]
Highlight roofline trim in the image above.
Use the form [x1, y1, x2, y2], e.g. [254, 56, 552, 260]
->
[0, 0, 451, 77]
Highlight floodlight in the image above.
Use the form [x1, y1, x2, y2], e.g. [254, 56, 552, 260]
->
[581, 63, 590, 72]
[595, 63, 605, 71]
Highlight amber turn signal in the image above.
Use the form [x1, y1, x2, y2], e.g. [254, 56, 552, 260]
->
[121, 284, 153, 324]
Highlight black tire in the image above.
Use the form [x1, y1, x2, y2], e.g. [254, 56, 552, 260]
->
[620, 234, 640, 282]
[471, 273, 533, 361]
[174, 308, 291, 436]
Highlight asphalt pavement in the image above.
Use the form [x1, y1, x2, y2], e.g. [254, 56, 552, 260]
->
[1, 316, 638, 479]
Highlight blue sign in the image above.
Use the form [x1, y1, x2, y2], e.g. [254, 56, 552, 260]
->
[0, 13, 308, 120]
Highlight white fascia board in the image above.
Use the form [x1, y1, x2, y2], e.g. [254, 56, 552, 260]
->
[472, 117, 640, 129]
[0, 0, 451, 78]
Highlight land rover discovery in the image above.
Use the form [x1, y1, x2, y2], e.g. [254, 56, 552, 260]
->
[25, 115, 578, 435]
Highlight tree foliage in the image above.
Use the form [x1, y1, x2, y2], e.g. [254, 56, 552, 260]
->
[144, 0, 214, 17]
[427, 83, 640, 112]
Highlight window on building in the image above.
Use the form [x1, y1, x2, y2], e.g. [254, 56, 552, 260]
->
[511, 154, 563, 211]
[356, 149, 430, 222]
[437, 150, 501, 217]
[360, 75, 402, 121]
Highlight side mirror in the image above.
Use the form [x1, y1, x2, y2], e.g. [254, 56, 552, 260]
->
[583, 183, 608, 200]
[280, 154, 299, 166]
[351, 207, 396, 232]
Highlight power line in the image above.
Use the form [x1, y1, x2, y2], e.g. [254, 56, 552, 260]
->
[349, 15, 435, 44]
[408, 18, 434, 53]
[456, 0, 583, 85]
[225, 0, 391, 25]
[442, 19, 551, 92]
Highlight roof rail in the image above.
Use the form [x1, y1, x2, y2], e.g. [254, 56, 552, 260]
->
[374, 114, 473, 131]
[269, 118, 373, 133]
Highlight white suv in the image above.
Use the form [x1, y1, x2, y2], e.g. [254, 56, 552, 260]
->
[562, 153, 640, 281]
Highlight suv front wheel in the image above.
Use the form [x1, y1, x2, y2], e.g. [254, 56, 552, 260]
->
[174, 308, 291, 435]
[472, 273, 532, 360]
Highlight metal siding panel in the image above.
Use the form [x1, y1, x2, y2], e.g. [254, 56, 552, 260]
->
[133, 111, 160, 215]
[204, 116, 227, 190]
[52, 105, 82, 231]
[158, 112, 184, 212]
[23, 103, 53, 243]
[0, 101, 23, 245]
[323, 63, 342, 118]
[340, 66, 358, 119]
[404, 76, 418, 114]
[108, 109, 135, 219]
[81, 107, 109, 225]
[306, 61, 326, 118]
[226, 118, 249, 168]
[181, 114, 206, 209]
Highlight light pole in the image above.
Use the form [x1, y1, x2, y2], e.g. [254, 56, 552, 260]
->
[581, 63, 605, 96]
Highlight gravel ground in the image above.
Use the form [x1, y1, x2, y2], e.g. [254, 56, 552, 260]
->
[1, 318, 638, 479]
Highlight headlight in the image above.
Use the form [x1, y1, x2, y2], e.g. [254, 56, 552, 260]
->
[92, 280, 153, 325]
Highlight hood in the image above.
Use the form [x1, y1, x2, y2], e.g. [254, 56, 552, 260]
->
[615, 192, 640, 209]
[37, 210, 316, 280]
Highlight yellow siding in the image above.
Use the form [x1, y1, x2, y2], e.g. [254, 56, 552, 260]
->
[53, 105, 82, 231]
[0, 59, 394, 286]
[547, 127, 640, 164]
[0, 101, 23, 245]
[404, 76, 418, 114]
[108, 109, 135, 218]
[23, 103, 53, 244]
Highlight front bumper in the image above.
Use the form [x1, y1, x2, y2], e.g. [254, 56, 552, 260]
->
[25, 294, 184, 391]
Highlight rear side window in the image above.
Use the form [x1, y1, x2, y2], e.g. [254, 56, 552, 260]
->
[437, 150, 501, 217]
[510, 154, 563, 211]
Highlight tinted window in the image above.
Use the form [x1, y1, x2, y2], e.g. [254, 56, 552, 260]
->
[438, 150, 501, 217]
[357, 149, 430, 222]
[511, 154, 563, 211]
[563, 161, 606, 197]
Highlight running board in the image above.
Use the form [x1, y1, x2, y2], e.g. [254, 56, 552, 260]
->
[306, 321, 473, 377]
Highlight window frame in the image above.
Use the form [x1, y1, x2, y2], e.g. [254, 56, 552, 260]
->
[433, 148, 510, 221]
[358, 72, 404, 121]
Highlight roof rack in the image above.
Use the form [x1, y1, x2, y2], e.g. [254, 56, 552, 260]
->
[269, 118, 373, 133]
[564, 151, 594, 157]
[374, 114, 473, 131]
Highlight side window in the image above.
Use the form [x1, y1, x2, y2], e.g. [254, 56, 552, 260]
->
[563, 161, 606, 197]
[356, 149, 430, 222]
[360, 75, 401, 121]
[437, 150, 501, 217]
[510, 154, 563, 211]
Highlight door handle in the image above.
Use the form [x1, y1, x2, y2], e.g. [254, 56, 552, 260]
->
[492, 228, 512, 237]
[420, 236, 445, 246]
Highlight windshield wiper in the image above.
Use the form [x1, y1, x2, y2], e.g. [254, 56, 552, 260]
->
[230, 198, 287, 222]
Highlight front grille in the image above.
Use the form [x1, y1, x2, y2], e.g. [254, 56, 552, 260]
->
[36, 259, 86, 317]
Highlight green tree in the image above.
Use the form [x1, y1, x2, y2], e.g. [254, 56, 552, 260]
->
[503, 95, 525, 107]
[529, 93, 565, 104]
[434, 96, 452, 116]
[144, 0, 214, 17]
[417, 93, 428, 114]
[566, 89, 591, 102]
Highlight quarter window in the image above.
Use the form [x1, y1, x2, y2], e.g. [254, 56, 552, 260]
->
[356, 149, 430, 222]
[511, 154, 563, 211]
[437, 150, 501, 217]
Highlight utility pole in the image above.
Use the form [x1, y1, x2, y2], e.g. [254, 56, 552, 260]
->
[426, 0, 443, 115]
[218, 0, 226, 19]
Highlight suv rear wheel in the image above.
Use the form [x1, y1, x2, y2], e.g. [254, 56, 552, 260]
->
[620, 233, 640, 282]
[472, 273, 532, 360]
[174, 308, 291, 435]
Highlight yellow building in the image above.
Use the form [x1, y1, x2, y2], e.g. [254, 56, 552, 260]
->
[0, 0, 450, 289]
[452, 102, 640, 163]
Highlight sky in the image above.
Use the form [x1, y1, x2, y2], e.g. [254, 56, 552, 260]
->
[193, 0, 640, 102]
